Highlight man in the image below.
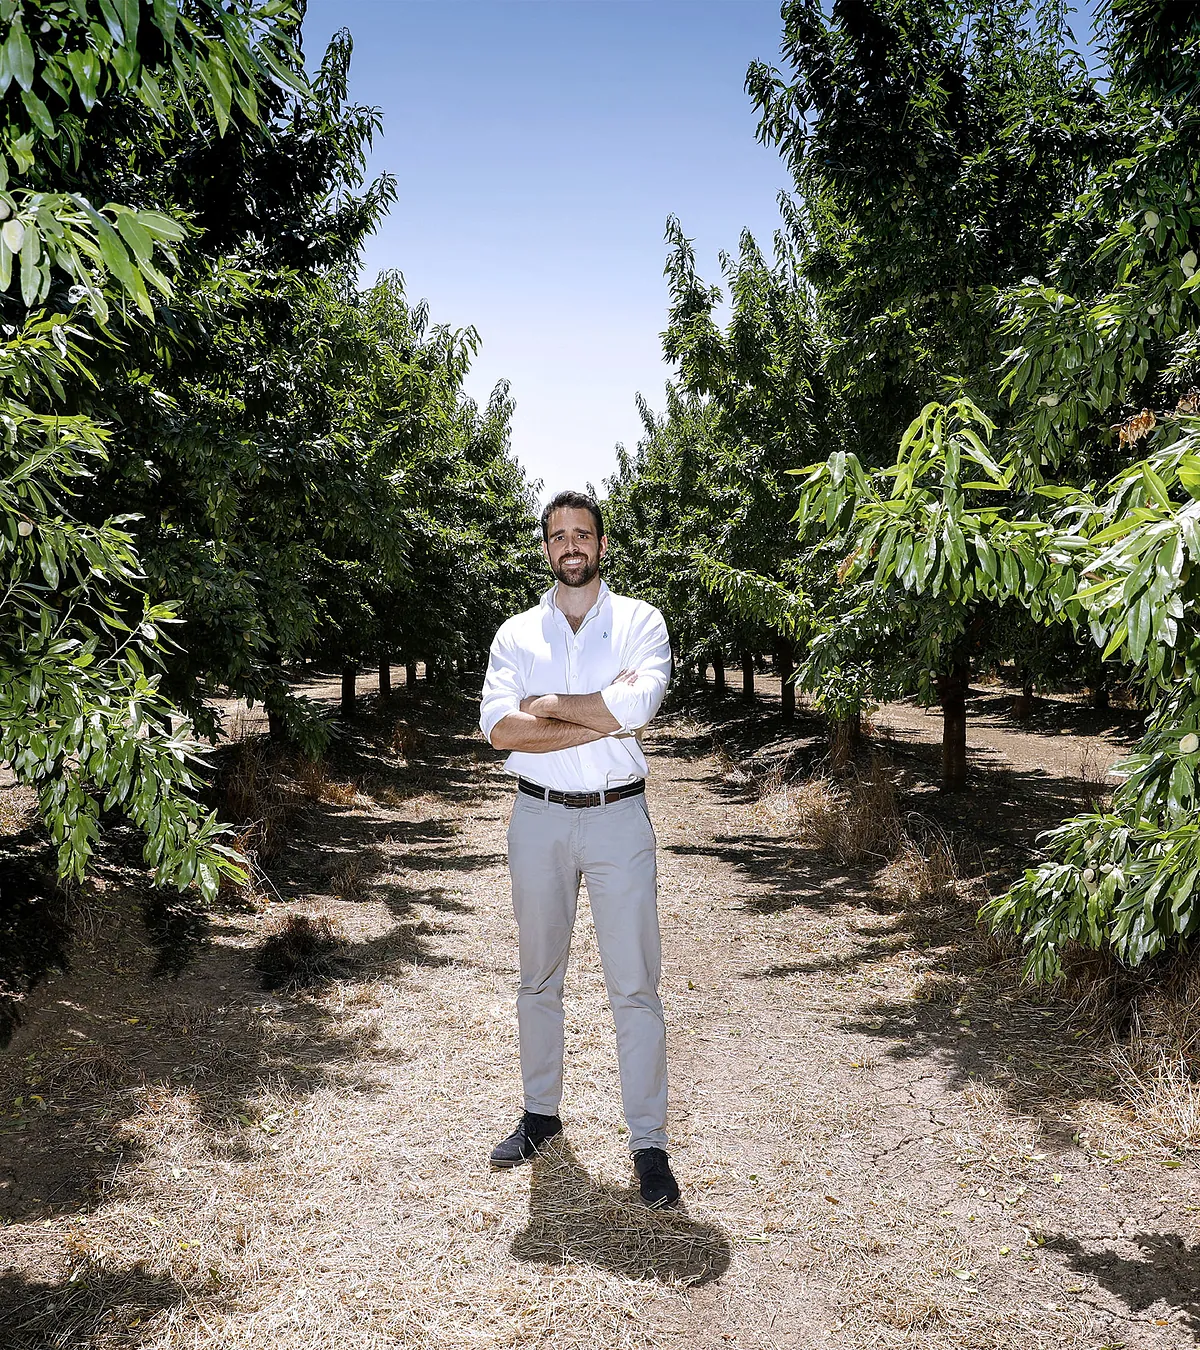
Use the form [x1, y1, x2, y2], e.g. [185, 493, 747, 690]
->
[478, 489, 679, 1208]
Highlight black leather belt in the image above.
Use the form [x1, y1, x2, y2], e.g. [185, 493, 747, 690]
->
[518, 777, 645, 809]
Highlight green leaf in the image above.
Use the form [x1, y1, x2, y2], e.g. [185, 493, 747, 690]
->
[152, 0, 178, 44]
[1128, 591, 1151, 663]
[202, 50, 233, 135]
[20, 88, 56, 139]
[1178, 456, 1200, 501]
[66, 48, 102, 110]
[19, 219, 41, 305]
[96, 0, 126, 43]
[113, 0, 140, 49]
[116, 211, 155, 264]
[1102, 621, 1129, 660]
[6, 17, 34, 92]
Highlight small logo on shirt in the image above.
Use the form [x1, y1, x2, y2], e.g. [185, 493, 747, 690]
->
[603, 631, 608, 639]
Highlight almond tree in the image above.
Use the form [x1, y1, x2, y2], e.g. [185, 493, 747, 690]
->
[0, 0, 312, 889]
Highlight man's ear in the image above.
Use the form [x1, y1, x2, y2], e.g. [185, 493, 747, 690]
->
[541, 538, 552, 567]
[599, 535, 608, 561]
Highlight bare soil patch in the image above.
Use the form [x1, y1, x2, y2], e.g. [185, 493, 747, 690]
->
[1, 673, 1197, 1348]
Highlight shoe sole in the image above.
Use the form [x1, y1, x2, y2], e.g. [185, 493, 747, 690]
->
[489, 1132, 563, 1170]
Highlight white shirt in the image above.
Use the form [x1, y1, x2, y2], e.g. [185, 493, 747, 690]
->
[479, 580, 672, 792]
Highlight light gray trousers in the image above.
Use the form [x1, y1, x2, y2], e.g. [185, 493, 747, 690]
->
[505, 789, 667, 1152]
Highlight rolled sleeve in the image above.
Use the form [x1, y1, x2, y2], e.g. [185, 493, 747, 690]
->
[600, 607, 671, 733]
[479, 625, 525, 745]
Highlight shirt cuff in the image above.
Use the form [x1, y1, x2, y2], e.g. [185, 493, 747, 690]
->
[479, 696, 520, 743]
[600, 682, 638, 734]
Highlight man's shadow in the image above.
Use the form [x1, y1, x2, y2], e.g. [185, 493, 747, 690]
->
[510, 1138, 731, 1286]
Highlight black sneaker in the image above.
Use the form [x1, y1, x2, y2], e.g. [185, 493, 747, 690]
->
[633, 1147, 681, 1208]
[489, 1111, 563, 1168]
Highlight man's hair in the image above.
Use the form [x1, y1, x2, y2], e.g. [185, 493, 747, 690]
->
[540, 490, 604, 543]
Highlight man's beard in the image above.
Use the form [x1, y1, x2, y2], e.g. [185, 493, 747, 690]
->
[551, 552, 600, 588]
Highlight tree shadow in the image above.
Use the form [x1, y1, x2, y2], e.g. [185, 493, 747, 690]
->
[966, 687, 1147, 742]
[0, 855, 72, 1050]
[0, 1264, 193, 1348]
[657, 705, 1154, 1142]
[509, 1137, 731, 1287]
[0, 943, 404, 1222]
[142, 891, 212, 978]
[0, 690, 508, 1226]
[1045, 1231, 1200, 1333]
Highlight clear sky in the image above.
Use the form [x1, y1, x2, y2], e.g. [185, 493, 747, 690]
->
[299, 0, 794, 500]
[299, 0, 1105, 503]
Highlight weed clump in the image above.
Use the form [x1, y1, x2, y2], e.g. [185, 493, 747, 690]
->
[756, 758, 903, 866]
[255, 912, 346, 989]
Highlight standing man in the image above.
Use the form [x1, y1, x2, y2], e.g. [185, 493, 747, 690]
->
[479, 489, 679, 1208]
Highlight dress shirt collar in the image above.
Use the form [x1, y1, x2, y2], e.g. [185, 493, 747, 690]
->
[540, 578, 611, 632]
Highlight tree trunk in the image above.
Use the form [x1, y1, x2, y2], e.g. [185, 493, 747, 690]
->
[267, 708, 286, 742]
[830, 712, 860, 774]
[1012, 671, 1034, 722]
[405, 661, 418, 690]
[712, 650, 725, 694]
[937, 660, 969, 792]
[1090, 676, 1110, 710]
[777, 643, 795, 720]
[341, 663, 357, 720]
[379, 659, 391, 705]
[741, 650, 755, 702]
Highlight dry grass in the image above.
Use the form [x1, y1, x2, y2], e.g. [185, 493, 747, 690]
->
[214, 738, 293, 862]
[1058, 954, 1200, 1153]
[1073, 740, 1117, 812]
[755, 758, 903, 866]
[1108, 1049, 1200, 1151]
[255, 912, 347, 989]
[0, 783, 35, 834]
[327, 848, 384, 900]
[387, 720, 424, 758]
[2, 700, 1187, 1350]
[293, 757, 359, 806]
[751, 757, 969, 908]
[878, 833, 959, 904]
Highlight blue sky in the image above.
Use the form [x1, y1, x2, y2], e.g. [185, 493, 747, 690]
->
[301, 0, 1104, 502]
[300, 0, 794, 499]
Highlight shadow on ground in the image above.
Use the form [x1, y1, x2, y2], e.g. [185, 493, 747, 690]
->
[0, 688, 502, 1227]
[1047, 1232, 1200, 1335]
[0, 1265, 194, 1349]
[654, 684, 1146, 1144]
[510, 1138, 731, 1287]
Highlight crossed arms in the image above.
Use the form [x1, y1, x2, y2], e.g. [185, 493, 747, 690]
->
[488, 672, 637, 753]
[479, 609, 672, 755]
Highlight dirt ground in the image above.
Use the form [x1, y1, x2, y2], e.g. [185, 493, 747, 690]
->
[1, 669, 1197, 1349]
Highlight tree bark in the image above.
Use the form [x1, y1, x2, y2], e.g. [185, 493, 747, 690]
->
[777, 643, 795, 720]
[341, 663, 357, 720]
[1012, 671, 1034, 722]
[405, 661, 418, 690]
[379, 659, 391, 705]
[267, 707, 286, 742]
[741, 650, 755, 702]
[830, 712, 860, 774]
[712, 650, 725, 694]
[937, 660, 969, 792]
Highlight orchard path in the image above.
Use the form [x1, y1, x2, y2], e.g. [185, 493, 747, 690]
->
[0, 676, 1197, 1350]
